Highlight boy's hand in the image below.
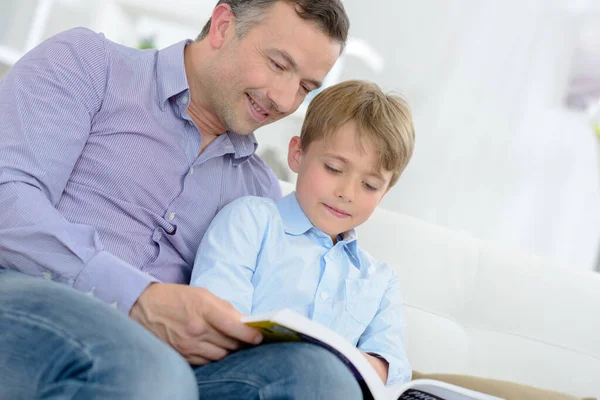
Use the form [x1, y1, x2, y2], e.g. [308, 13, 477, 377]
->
[129, 283, 262, 365]
[361, 351, 389, 383]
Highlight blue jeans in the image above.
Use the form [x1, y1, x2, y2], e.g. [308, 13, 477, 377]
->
[194, 342, 362, 399]
[0, 269, 362, 399]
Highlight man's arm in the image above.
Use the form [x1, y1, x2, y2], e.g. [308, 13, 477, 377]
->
[357, 268, 412, 385]
[0, 28, 157, 313]
[0, 29, 263, 363]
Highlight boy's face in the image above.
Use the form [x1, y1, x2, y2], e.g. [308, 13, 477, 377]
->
[288, 121, 393, 242]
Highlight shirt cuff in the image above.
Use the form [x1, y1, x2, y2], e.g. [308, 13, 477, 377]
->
[73, 250, 158, 314]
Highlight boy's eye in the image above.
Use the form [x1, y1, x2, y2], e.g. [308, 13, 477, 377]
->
[363, 182, 378, 191]
[325, 164, 341, 174]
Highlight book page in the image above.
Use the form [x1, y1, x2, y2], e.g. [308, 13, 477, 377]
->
[388, 379, 504, 400]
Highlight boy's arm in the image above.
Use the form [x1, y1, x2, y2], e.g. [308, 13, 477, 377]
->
[189, 197, 271, 316]
[357, 267, 412, 386]
[361, 351, 389, 383]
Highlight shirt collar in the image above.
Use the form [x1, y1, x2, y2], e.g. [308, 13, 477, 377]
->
[277, 193, 313, 235]
[228, 132, 259, 160]
[156, 39, 191, 111]
[338, 230, 362, 269]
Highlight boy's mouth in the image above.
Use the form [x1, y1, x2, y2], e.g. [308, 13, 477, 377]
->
[323, 203, 351, 218]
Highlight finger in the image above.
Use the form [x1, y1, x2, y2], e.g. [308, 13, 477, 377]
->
[205, 306, 262, 345]
[186, 355, 211, 366]
[187, 341, 230, 363]
[185, 318, 243, 351]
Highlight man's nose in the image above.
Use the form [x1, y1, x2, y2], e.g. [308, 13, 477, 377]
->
[267, 79, 300, 115]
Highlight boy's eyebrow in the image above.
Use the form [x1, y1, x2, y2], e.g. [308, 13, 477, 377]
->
[324, 154, 349, 164]
[368, 171, 386, 181]
[272, 49, 323, 89]
[325, 154, 386, 181]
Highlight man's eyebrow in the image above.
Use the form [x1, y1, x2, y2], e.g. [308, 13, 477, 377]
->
[273, 49, 323, 89]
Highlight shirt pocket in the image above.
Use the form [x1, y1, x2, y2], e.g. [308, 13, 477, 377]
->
[343, 278, 382, 345]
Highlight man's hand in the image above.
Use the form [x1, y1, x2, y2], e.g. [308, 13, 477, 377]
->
[129, 283, 262, 365]
[361, 351, 389, 383]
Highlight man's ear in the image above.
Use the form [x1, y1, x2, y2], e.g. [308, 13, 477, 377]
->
[287, 136, 303, 173]
[209, 4, 235, 49]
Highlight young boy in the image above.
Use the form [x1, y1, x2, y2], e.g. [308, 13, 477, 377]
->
[190, 80, 415, 386]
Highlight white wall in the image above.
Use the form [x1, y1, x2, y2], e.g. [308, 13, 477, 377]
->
[256, 0, 600, 271]
[2, 0, 599, 270]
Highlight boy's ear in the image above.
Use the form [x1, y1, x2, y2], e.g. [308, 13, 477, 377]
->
[208, 4, 235, 49]
[287, 136, 303, 173]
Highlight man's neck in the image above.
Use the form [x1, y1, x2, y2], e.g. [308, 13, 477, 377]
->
[183, 41, 228, 154]
[186, 101, 224, 154]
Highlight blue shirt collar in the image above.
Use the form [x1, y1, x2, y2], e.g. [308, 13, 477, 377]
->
[156, 40, 257, 160]
[277, 193, 362, 268]
[277, 193, 313, 235]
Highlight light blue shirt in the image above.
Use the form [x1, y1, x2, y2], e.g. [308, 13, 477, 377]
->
[0, 28, 280, 314]
[190, 193, 411, 385]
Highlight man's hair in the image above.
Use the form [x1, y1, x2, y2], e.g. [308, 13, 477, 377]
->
[300, 80, 415, 187]
[197, 0, 349, 52]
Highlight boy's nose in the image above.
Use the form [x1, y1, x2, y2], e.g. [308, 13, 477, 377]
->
[335, 185, 354, 203]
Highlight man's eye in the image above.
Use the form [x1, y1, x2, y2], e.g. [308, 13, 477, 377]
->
[301, 84, 311, 94]
[325, 165, 341, 174]
[270, 59, 284, 71]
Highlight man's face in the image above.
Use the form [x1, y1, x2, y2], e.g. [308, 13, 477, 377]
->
[288, 121, 393, 242]
[205, 2, 341, 134]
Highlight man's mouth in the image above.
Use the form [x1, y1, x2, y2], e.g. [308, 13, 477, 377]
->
[246, 93, 269, 122]
[323, 203, 351, 218]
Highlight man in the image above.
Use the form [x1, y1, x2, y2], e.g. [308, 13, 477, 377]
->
[0, 0, 358, 398]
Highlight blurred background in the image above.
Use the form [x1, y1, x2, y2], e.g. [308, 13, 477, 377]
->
[1, 0, 599, 271]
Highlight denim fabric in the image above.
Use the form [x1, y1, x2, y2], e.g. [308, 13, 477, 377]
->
[194, 342, 363, 400]
[0, 269, 198, 400]
[0, 269, 362, 399]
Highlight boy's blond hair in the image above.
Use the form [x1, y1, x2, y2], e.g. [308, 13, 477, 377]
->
[301, 80, 415, 187]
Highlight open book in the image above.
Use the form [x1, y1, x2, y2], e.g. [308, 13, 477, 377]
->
[242, 309, 503, 400]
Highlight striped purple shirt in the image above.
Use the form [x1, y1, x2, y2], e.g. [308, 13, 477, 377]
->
[0, 28, 281, 314]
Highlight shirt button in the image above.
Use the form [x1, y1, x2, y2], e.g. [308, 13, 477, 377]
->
[189, 167, 194, 175]
[180, 95, 188, 104]
[168, 212, 175, 221]
[42, 272, 52, 280]
[156, 231, 163, 241]
[320, 292, 329, 300]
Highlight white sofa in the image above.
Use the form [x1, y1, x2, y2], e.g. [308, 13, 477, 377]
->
[280, 181, 600, 398]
